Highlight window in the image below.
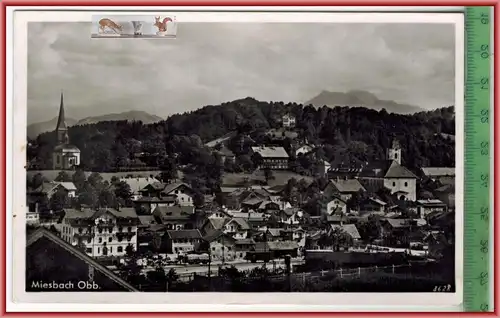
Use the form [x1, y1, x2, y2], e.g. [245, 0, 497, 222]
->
[127, 226, 132, 232]
[212, 247, 216, 251]
[108, 237, 112, 242]
[395, 153, 398, 159]
[404, 182, 408, 187]
[86, 248, 92, 253]
[110, 247, 113, 253]
[98, 238, 103, 243]
[392, 182, 396, 187]
[56, 156, 60, 164]
[87, 238, 92, 243]
[97, 247, 100, 254]
[117, 246, 123, 253]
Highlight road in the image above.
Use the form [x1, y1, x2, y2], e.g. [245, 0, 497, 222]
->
[139, 258, 305, 280]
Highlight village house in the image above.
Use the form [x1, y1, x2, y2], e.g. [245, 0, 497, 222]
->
[278, 207, 303, 226]
[358, 198, 387, 217]
[26, 207, 40, 225]
[322, 178, 366, 202]
[200, 218, 228, 237]
[282, 113, 296, 128]
[136, 215, 158, 251]
[223, 218, 250, 239]
[420, 167, 455, 185]
[28, 181, 77, 201]
[379, 218, 427, 247]
[153, 229, 202, 254]
[133, 196, 177, 214]
[161, 182, 195, 206]
[152, 205, 196, 230]
[329, 223, 362, 247]
[119, 176, 159, 201]
[325, 212, 348, 226]
[358, 141, 417, 201]
[417, 199, 448, 219]
[295, 145, 313, 156]
[224, 188, 271, 210]
[201, 231, 245, 262]
[251, 146, 289, 170]
[251, 241, 299, 259]
[323, 196, 348, 216]
[433, 184, 455, 210]
[60, 207, 140, 258]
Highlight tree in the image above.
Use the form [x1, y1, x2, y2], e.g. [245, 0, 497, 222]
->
[72, 169, 87, 190]
[55, 171, 71, 182]
[49, 187, 69, 213]
[114, 181, 132, 204]
[31, 173, 46, 189]
[359, 215, 382, 243]
[263, 168, 274, 184]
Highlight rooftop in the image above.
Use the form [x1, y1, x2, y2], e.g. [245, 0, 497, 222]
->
[251, 146, 289, 158]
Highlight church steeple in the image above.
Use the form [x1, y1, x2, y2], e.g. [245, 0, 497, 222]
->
[55, 91, 69, 144]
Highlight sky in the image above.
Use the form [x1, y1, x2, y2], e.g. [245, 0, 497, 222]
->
[27, 22, 455, 124]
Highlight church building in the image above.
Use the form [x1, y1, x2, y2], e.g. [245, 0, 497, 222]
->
[358, 138, 417, 201]
[52, 92, 81, 170]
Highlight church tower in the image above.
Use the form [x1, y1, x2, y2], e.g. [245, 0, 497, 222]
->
[386, 138, 401, 165]
[55, 91, 70, 145]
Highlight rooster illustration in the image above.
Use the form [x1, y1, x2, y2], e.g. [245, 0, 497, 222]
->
[154, 16, 173, 33]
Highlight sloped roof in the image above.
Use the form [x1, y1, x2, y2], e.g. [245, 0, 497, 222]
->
[166, 229, 202, 240]
[421, 167, 455, 177]
[54, 144, 80, 152]
[360, 160, 416, 179]
[266, 241, 299, 251]
[330, 179, 366, 193]
[228, 217, 251, 230]
[154, 206, 194, 220]
[251, 146, 289, 158]
[331, 224, 361, 240]
[417, 199, 446, 206]
[267, 228, 283, 237]
[138, 215, 156, 226]
[26, 228, 138, 291]
[141, 182, 165, 191]
[435, 184, 455, 194]
[162, 182, 192, 195]
[235, 238, 255, 245]
[56, 182, 77, 191]
[120, 177, 159, 193]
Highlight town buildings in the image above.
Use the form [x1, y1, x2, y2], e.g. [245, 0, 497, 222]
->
[251, 146, 289, 170]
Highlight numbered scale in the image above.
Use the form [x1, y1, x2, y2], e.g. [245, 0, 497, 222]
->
[464, 6, 492, 312]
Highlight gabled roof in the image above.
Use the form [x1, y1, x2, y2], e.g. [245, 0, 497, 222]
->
[251, 146, 289, 158]
[331, 179, 366, 193]
[162, 182, 192, 195]
[141, 182, 165, 191]
[153, 206, 195, 220]
[166, 229, 202, 240]
[119, 177, 159, 193]
[266, 228, 283, 237]
[421, 167, 455, 177]
[63, 207, 138, 221]
[331, 224, 361, 240]
[360, 160, 417, 179]
[55, 182, 77, 191]
[227, 217, 250, 230]
[26, 228, 138, 291]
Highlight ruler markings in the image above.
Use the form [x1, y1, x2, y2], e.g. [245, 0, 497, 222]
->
[463, 6, 492, 312]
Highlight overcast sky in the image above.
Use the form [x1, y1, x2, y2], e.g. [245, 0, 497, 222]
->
[27, 22, 455, 124]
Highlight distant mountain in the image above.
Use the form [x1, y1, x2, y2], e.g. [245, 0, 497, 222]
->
[76, 111, 163, 126]
[27, 117, 78, 140]
[305, 90, 424, 114]
[27, 111, 163, 139]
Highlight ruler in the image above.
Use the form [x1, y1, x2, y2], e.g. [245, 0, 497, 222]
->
[464, 6, 492, 312]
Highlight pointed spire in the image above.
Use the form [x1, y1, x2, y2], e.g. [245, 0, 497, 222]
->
[56, 91, 67, 131]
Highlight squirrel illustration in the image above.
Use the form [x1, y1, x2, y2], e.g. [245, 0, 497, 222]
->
[154, 16, 173, 33]
[98, 18, 123, 34]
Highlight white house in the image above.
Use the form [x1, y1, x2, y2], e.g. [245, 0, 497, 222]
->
[417, 199, 448, 219]
[282, 113, 296, 128]
[295, 145, 313, 156]
[324, 196, 347, 215]
[161, 182, 195, 206]
[60, 207, 139, 258]
[223, 218, 250, 239]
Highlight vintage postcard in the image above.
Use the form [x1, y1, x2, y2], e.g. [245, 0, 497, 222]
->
[91, 15, 177, 38]
[9, 8, 464, 312]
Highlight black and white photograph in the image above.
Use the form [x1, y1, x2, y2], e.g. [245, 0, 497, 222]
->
[11, 9, 464, 309]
